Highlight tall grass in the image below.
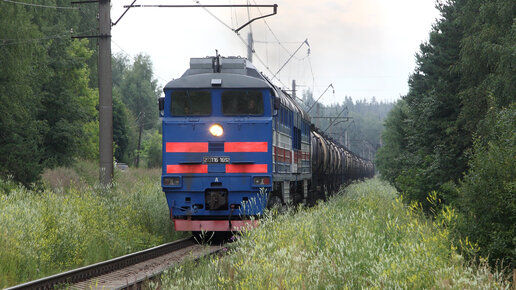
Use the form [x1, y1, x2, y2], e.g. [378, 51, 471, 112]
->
[159, 178, 509, 289]
[0, 161, 186, 288]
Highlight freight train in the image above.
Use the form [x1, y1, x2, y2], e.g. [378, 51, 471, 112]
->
[159, 55, 374, 233]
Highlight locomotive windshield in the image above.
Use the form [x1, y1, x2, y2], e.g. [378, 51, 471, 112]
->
[222, 90, 264, 116]
[170, 90, 211, 116]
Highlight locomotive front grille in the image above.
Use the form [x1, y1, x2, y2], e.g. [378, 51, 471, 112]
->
[205, 189, 228, 210]
[209, 142, 224, 152]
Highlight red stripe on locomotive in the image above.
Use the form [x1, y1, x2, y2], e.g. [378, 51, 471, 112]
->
[166, 142, 208, 153]
[167, 164, 208, 173]
[226, 164, 268, 173]
[225, 142, 268, 152]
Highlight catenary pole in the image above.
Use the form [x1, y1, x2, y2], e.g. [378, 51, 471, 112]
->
[292, 80, 296, 99]
[98, 0, 113, 186]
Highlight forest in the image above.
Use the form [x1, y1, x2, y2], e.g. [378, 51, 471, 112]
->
[375, 0, 515, 268]
[300, 92, 393, 161]
[0, 1, 162, 188]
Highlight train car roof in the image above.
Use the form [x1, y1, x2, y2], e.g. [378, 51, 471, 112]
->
[275, 89, 311, 121]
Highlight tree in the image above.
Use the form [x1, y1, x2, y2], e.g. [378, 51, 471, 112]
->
[375, 100, 411, 191]
[0, 3, 49, 185]
[38, 38, 98, 167]
[120, 54, 160, 130]
[457, 0, 516, 134]
[112, 53, 130, 89]
[112, 94, 136, 164]
[455, 104, 516, 266]
[142, 130, 162, 168]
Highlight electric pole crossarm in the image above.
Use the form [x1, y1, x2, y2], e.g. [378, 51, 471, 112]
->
[121, 4, 278, 33]
[123, 4, 277, 8]
[71, 1, 98, 3]
[72, 35, 107, 39]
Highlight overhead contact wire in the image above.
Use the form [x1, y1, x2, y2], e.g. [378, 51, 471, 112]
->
[2, 0, 77, 9]
[0, 28, 97, 46]
[192, 0, 233, 31]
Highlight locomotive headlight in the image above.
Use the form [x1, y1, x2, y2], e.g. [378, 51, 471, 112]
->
[253, 176, 270, 185]
[163, 177, 180, 186]
[209, 124, 223, 137]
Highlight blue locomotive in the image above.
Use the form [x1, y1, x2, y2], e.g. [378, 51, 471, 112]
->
[159, 56, 373, 232]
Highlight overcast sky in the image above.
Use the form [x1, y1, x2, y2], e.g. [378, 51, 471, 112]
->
[111, 0, 439, 104]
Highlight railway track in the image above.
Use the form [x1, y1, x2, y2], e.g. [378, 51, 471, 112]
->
[7, 237, 223, 290]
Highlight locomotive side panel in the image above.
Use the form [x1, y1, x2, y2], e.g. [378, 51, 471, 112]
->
[271, 89, 312, 205]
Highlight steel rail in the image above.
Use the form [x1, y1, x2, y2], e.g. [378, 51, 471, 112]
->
[6, 237, 195, 290]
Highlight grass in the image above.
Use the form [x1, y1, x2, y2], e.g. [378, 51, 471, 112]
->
[0, 161, 187, 288]
[157, 178, 510, 289]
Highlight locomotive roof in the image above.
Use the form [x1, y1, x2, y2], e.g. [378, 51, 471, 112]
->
[163, 56, 271, 89]
[164, 56, 311, 122]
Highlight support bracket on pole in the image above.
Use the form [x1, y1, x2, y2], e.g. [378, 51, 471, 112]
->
[234, 4, 277, 33]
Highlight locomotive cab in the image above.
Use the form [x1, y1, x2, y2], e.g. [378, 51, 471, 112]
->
[161, 56, 274, 232]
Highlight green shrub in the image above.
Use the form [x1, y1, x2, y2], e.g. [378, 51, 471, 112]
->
[454, 104, 516, 267]
[0, 176, 20, 195]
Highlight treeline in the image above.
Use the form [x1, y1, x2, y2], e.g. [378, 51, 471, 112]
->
[0, 1, 162, 187]
[301, 92, 393, 161]
[112, 53, 161, 168]
[375, 0, 515, 267]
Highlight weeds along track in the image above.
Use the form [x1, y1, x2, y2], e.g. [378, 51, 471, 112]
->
[7, 237, 223, 290]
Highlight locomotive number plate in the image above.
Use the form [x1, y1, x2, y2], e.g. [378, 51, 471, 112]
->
[203, 156, 230, 164]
